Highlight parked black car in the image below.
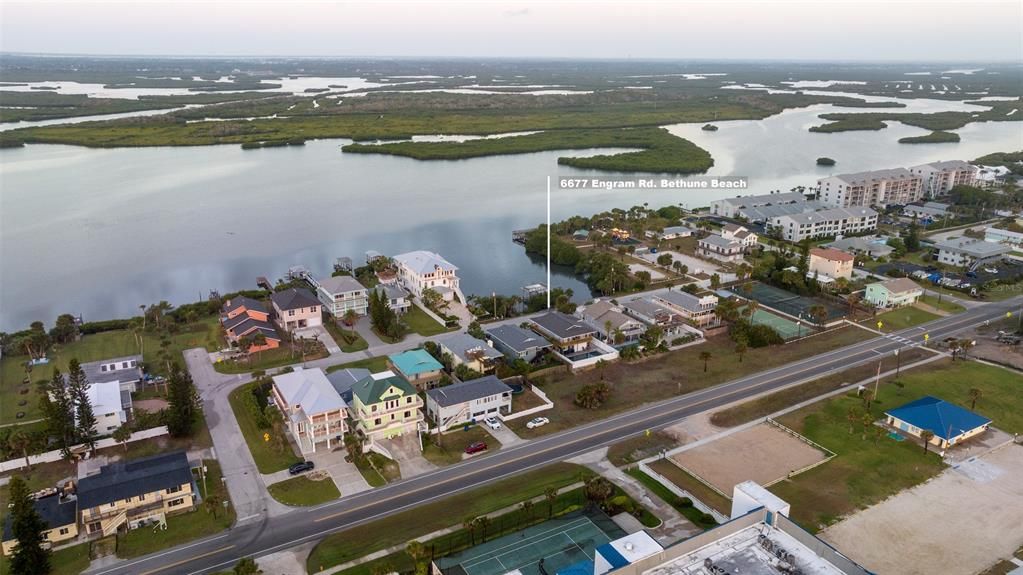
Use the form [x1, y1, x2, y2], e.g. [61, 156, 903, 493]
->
[289, 461, 315, 475]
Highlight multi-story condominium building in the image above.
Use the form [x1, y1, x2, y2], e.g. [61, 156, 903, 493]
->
[652, 291, 719, 327]
[817, 168, 923, 208]
[316, 275, 369, 318]
[710, 191, 809, 218]
[697, 234, 745, 263]
[437, 332, 505, 374]
[984, 226, 1023, 248]
[271, 368, 348, 453]
[78, 451, 196, 539]
[425, 375, 513, 432]
[351, 371, 425, 442]
[934, 238, 1011, 268]
[392, 250, 464, 302]
[271, 287, 323, 332]
[909, 160, 977, 198]
[808, 247, 855, 280]
[769, 207, 878, 242]
[1, 490, 78, 556]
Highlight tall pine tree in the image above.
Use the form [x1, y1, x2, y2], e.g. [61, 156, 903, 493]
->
[40, 367, 76, 459]
[166, 363, 200, 437]
[66, 359, 97, 453]
[8, 475, 51, 575]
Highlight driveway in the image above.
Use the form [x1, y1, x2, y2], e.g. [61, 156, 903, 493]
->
[304, 447, 373, 497]
[296, 324, 341, 354]
[483, 422, 525, 447]
[381, 434, 437, 477]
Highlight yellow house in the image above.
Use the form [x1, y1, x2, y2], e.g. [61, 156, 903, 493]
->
[351, 371, 424, 442]
[77, 451, 196, 539]
[1, 491, 78, 556]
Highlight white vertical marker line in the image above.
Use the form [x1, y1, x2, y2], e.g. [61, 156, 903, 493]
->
[547, 175, 551, 310]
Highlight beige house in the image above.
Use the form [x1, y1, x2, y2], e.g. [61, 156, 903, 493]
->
[721, 223, 759, 249]
[271, 368, 348, 453]
[2, 491, 78, 556]
[808, 247, 855, 280]
[78, 451, 196, 539]
[270, 287, 322, 333]
[351, 371, 425, 442]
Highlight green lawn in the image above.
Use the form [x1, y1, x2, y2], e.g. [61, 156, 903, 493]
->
[507, 327, 869, 436]
[422, 426, 494, 466]
[0, 542, 91, 575]
[213, 344, 328, 374]
[867, 306, 941, 331]
[326, 355, 390, 374]
[306, 463, 594, 573]
[268, 475, 341, 506]
[917, 294, 966, 313]
[323, 320, 369, 352]
[607, 432, 678, 467]
[646, 459, 732, 515]
[227, 382, 301, 473]
[116, 460, 235, 558]
[404, 305, 450, 336]
[625, 468, 718, 529]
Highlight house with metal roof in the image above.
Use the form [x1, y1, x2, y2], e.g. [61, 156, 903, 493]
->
[529, 311, 618, 370]
[77, 451, 196, 539]
[271, 287, 323, 333]
[374, 283, 411, 314]
[486, 323, 552, 363]
[864, 277, 923, 309]
[697, 234, 745, 263]
[653, 290, 719, 327]
[351, 371, 424, 442]
[271, 367, 348, 453]
[577, 300, 646, 344]
[621, 297, 703, 342]
[80, 355, 143, 391]
[325, 367, 371, 403]
[315, 275, 369, 318]
[645, 225, 694, 241]
[885, 396, 992, 449]
[387, 349, 444, 389]
[437, 332, 505, 374]
[934, 237, 1011, 269]
[392, 250, 464, 302]
[425, 375, 513, 431]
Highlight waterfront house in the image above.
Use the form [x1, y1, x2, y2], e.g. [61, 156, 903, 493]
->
[387, 349, 444, 389]
[808, 247, 855, 281]
[351, 371, 425, 442]
[271, 368, 348, 453]
[271, 287, 323, 332]
[864, 278, 923, 309]
[316, 275, 369, 318]
[221, 297, 281, 353]
[393, 250, 464, 302]
[486, 323, 552, 363]
[437, 332, 505, 374]
[425, 375, 513, 432]
[529, 311, 618, 370]
[78, 451, 196, 539]
[653, 290, 719, 327]
[374, 283, 412, 314]
[621, 297, 699, 341]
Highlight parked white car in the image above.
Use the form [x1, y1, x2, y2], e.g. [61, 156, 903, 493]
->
[984, 267, 998, 274]
[526, 417, 550, 429]
[484, 417, 502, 430]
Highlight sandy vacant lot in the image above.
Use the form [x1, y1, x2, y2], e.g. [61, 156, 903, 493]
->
[821, 444, 1023, 575]
[671, 422, 830, 495]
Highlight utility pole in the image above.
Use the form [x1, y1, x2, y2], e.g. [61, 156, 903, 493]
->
[546, 176, 551, 310]
[894, 348, 901, 378]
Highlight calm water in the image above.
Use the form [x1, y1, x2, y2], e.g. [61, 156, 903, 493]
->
[1, 97, 1021, 330]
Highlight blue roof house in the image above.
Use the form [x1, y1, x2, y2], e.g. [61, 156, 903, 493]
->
[885, 396, 992, 450]
[387, 349, 445, 389]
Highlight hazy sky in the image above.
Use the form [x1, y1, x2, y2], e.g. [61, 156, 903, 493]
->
[1, 0, 1020, 61]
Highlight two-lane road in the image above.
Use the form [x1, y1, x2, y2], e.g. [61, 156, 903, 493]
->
[87, 297, 1021, 575]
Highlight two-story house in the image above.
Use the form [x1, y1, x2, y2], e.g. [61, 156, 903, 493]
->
[621, 297, 695, 341]
[698, 234, 745, 263]
[77, 451, 196, 539]
[577, 300, 647, 344]
[271, 367, 348, 453]
[653, 291, 719, 327]
[486, 323, 552, 363]
[81, 355, 143, 393]
[271, 287, 323, 332]
[808, 248, 855, 281]
[437, 332, 505, 374]
[392, 250, 464, 302]
[2, 490, 78, 556]
[316, 275, 369, 318]
[720, 224, 759, 249]
[425, 375, 513, 432]
[373, 283, 411, 314]
[387, 349, 444, 390]
[220, 296, 280, 353]
[529, 311, 598, 353]
[351, 371, 424, 443]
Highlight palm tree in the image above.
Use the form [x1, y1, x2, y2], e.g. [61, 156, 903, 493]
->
[520, 499, 534, 520]
[232, 557, 262, 575]
[595, 359, 608, 380]
[463, 517, 477, 545]
[204, 493, 224, 519]
[11, 430, 32, 469]
[861, 413, 874, 439]
[474, 516, 491, 542]
[957, 338, 974, 360]
[734, 338, 748, 363]
[919, 429, 935, 453]
[699, 351, 712, 372]
[968, 387, 982, 410]
[544, 487, 558, 518]
[343, 309, 359, 340]
[744, 299, 760, 320]
[846, 292, 862, 316]
[809, 304, 828, 326]
[604, 320, 613, 344]
[406, 540, 428, 571]
[252, 332, 268, 362]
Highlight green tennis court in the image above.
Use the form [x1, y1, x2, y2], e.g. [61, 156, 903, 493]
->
[742, 282, 847, 324]
[436, 512, 623, 575]
[750, 309, 804, 340]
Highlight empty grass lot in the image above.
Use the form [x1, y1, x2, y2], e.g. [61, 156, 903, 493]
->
[227, 381, 302, 474]
[646, 459, 732, 514]
[326, 355, 390, 374]
[918, 294, 965, 313]
[508, 327, 870, 436]
[405, 305, 450, 336]
[422, 426, 495, 466]
[306, 463, 594, 573]
[268, 474, 341, 506]
[0, 542, 90, 575]
[866, 306, 941, 331]
[765, 359, 1022, 532]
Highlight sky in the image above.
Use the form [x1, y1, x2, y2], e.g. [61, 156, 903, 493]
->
[1, 0, 1021, 62]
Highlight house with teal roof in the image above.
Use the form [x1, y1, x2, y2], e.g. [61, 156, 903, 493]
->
[351, 371, 425, 442]
[387, 349, 445, 389]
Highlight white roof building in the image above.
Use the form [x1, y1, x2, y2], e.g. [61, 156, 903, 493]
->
[392, 250, 463, 301]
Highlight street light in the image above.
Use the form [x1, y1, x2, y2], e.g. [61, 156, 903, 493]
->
[894, 348, 901, 377]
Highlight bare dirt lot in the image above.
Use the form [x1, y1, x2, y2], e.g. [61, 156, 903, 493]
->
[670, 422, 830, 495]
[821, 444, 1023, 575]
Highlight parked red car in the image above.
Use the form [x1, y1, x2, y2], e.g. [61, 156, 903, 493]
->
[464, 441, 488, 455]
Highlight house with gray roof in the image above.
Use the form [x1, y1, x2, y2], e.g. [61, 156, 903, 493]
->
[697, 234, 745, 263]
[486, 324, 552, 363]
[325, 367, 371, 403]
[577, 300, 646, 344]
[529, 311, 598, 353]
[622, 297, 701, 341]
[81, 355, 143, 392]
[316, 275, 368, 318]
[653, 290, 719, 327]
[271, 367, 348, 453]
[934, 237, 1010, 269]
[437, 332, 505, 374]
[425, 375, 513, 431]
[374, 283, 411, 314]
[271, 287, 323, 333]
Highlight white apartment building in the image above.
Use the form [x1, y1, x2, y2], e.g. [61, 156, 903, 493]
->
[392, 250, 464, 302]
[769, 207, 878, 242]
[710, 191, 808, 218]
[817, 168, 923, 208]
[909, 160, 978, 198]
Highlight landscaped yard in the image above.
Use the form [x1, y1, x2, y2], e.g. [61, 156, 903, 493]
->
[325, 355, 390, 374]
[354, 452, 401, 486]
[227, 381, 301, 474]
[866, 306, 941, 331]
[324, 320, 369, 353]
[404, 305, 450, 336]
[422, 426, 494, 466]
[115, 459, 235, 558]
[268, 474, 341, 506]
[306, 462, 594, 573]
[508, 327, 870, 436]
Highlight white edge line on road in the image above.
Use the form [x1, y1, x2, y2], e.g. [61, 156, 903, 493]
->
[89, 534, 232, 575]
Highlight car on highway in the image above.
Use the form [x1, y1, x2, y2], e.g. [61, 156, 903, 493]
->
[465, 441, 488, 455]
[984, 267, 999, 274]
[484, 416, 502, 430]
[526, 417, 550, 429]
[288, 461, 315, 475]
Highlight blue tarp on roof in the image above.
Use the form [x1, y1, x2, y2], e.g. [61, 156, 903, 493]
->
[886, 396, 991, 441]
[596, 543, 630, 569]
[557, 560, 594, 575]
